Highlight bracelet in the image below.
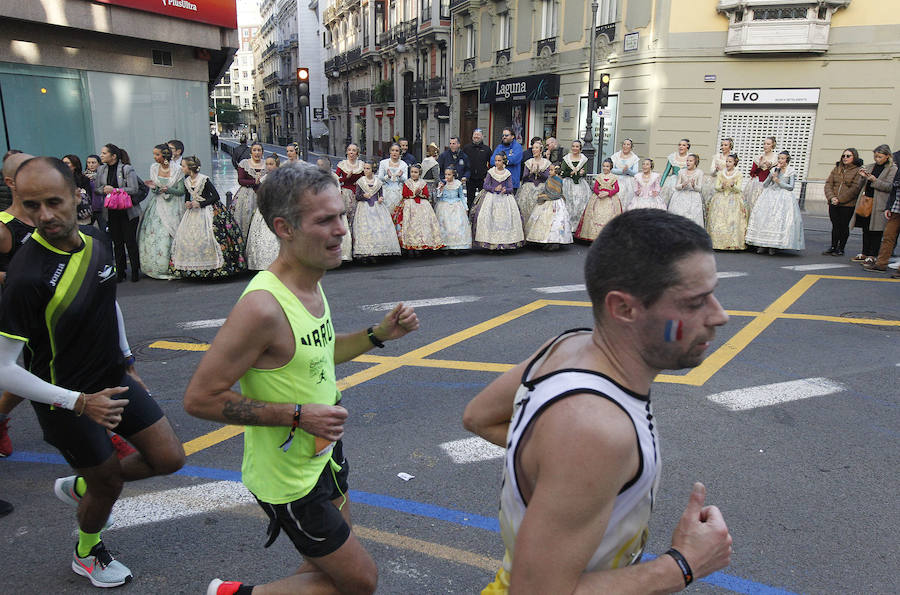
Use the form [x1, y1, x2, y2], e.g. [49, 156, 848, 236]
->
[75, 393, 87, 417]
[665, 548, 693, 587]
[366, 326, 385, 348]
[124, 354, 136, 367]
[279, 404, 302, 452]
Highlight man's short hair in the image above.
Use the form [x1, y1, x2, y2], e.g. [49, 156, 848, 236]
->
[584, 210, 712, 316]
[257, 162, 336, 232]
[167, 139, 184, 153]
[502, 128, 513, 137]
[15, 156, 77, 194]
[449, 136, 460, 143]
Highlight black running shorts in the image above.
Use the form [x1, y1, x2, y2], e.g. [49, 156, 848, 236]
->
[255, 440, 351, 558]
[31, 372, 164, 469]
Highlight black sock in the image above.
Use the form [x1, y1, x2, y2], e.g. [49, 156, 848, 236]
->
[236, 586, 254, 595]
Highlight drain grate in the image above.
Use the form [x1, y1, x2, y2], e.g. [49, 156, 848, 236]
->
[839, 311, 900, 332]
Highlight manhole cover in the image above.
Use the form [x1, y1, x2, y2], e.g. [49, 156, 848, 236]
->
[132, 336, 208, 361]
[839, 311, 900, 332]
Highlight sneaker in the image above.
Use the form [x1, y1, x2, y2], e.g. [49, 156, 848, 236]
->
[109, 433, 136, 459]
[851, 253, 866, 262]
[207, 579, 246, 595]
[862, 262, 888, 272]
[54, 476, 114, 529]
[821, 247, 836, 255]
[863, 256, 876, 266]
[0, 418, 11, 458]
[72, 541, 132, 588]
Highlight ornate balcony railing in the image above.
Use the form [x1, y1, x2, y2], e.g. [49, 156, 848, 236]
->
[536, 36, 557, 56]
[495, 48, 511, 65]
[349, 89, 370, 106]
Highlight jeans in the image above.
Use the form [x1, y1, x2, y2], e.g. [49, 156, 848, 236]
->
[827, 204, 855, 251]
[107, 210, 140, 277]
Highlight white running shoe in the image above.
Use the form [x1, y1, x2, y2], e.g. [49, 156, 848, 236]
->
[54, 475, 115, 529]
[72, 541, 133, 588]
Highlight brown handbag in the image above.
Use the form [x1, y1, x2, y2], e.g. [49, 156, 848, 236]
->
[855, 195, 873, 217]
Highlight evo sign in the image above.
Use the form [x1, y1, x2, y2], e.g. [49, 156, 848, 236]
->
[721, 88, 820, 106]
[480, 74, 560, 104]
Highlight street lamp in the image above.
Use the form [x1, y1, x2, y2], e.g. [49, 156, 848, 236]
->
[582, 1, 599, 173]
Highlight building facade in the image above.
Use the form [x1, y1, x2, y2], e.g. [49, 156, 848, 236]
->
[323, 0, 453, 159]
[449, 0, 900, 204]
[0, 0, 237, 178]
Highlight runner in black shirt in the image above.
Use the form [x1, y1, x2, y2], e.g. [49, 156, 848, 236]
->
[0, 157, 185, 588]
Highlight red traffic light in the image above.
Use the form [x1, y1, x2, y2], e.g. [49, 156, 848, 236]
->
[297, 67, 309, 82]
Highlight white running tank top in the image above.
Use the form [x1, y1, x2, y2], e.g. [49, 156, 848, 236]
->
[497, 329, 661, 574]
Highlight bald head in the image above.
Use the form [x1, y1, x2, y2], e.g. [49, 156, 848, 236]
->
[3, 152, 34, 187]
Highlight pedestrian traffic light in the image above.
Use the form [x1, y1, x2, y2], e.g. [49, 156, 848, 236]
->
[297, 67, 310, 108]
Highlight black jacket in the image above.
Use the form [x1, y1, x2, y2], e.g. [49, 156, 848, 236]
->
[463, 141, 492, 180]
[437, 150, 470, 180]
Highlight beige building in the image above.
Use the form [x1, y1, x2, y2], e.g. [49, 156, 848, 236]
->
[449, 0, 900, 206]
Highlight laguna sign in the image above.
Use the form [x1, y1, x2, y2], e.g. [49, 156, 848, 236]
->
[479, 74, 560, 104]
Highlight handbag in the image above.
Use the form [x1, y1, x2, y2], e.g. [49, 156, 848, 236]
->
[104, 188, 133, 210]
[855, 195, 873, 217]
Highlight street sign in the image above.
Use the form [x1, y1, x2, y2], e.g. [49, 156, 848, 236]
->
[313, 107, 324, 119]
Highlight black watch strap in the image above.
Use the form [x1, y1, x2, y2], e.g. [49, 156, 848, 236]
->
[366, 326, 385, 348]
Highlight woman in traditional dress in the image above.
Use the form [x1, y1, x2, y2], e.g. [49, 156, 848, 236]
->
[659, 138, 691, 206]
[317, 157, 353, 263]
[575, 158, 621, 242]
[170, 156, 246, 278]
[232, 141, 266, 240]
[629, 158, 665, 210]
[610, 138, 640, 209]
[285, 142, 300, 163]
[393, 164, 443, 255]
[525, 164, 572, 251]
[744, 136, 778, 208]
[336, 144, 365, 224]
[667, 153, 705, 227]
[705, 154, 748, 251]
[139, 144, 185, 279]
[434, 166, 472, 252]
[420, 143, 441, 199]
[245, 154, 281, 271]
[516, 137, 552, 224]
[378, 143, 408, 213]
[353, 161, 401, 262]
[559, 140, 590, 229]
[702, 138, 734, 203]
[746, 151, 804, 254]
[471, 153, 525, 251]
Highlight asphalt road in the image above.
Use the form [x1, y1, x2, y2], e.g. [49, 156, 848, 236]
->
[2, 174, 898, 593]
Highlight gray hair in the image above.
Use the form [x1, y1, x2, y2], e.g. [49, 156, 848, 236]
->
[256, 162, 337, 232]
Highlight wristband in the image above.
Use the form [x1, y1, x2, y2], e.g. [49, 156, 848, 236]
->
[366, 326, 385, 348]
[665, 548, 693, 587]
[279, 404, 301, 452]
[124, 354, 136, 367]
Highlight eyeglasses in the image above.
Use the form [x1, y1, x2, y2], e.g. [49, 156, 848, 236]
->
[842, 154, 853, 158]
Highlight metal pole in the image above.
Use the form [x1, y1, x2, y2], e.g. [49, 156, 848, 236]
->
[582, 1, 599, 174]
[345, 57, 352, 149]
[414, 28, 422, 161]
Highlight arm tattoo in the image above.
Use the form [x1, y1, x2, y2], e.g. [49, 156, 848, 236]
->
[222, 398, 266, 425]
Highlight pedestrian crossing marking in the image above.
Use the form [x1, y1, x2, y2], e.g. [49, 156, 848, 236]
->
[706, 378, 846, 411]
[439, 437, 505, 464]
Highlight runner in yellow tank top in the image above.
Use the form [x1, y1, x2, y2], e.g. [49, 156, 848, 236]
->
[184, 164, 420, 595]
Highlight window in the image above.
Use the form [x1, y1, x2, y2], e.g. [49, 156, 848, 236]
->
[440, 0, 450, 19]
[753, 6, 808, 20]
[595, 0, 617, 26]
[421, 0, 431, 21]
[540, 0, 557, 39]
[244, 98, 250, 107]
[234, 84, 240, 93]
[498, 12, 511, 50]
[244, 85, 250, 91]
[152, 49, 173, 66]
[465, 24, 476, 58]
[243, 71, 248, 78]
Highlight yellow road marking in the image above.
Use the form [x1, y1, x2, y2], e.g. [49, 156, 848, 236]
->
[778, 312, 900, 326]
[183, 425, 244, 456]
[151, 340, 209, 351]
[354, 525, 500, 572]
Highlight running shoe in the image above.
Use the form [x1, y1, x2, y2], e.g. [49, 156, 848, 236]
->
[207, 579, 246, 595]
[54, 475, 114, 528]
[0, 418, 11, 457]
[109, 433, 137, 459]
[71, 541, 132, 588]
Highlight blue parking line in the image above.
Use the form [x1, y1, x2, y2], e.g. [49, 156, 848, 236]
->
[6, 451, 799, 594]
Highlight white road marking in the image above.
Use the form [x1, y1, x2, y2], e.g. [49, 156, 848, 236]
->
[781, 263, 850, 271]
[177, 318, 227, 330]
[706, 378, 846, 411]
[109, 481, 253, 531]
[532, 284, 586, 294]
[716, 271, 748, 279]
[440, 437, 505, 464]
[360, 296, 481, 312]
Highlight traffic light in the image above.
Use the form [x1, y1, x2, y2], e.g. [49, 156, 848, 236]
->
[592, 72, 611, 112]
[297, 67, 310, 108]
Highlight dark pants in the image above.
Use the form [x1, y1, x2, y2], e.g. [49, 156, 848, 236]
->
[828, 204, 855, 251]
[875, 214, 899, 268]
[107, 210, 140, 277]
[466, 177, 484, 210]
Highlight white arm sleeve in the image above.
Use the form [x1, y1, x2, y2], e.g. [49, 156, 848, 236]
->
[116, 301, 132, 358]
[0, 335, 81, 409]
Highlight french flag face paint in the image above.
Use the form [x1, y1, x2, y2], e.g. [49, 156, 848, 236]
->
[664, 319, 683, 342]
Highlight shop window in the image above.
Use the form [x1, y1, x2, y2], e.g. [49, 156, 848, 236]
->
[152, 49, 173, 66]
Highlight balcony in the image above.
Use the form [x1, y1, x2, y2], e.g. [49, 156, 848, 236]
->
[495, 48, 511, 65]
[263, 72, 279, 86]
[717, 0, 849, 54]
[264, 102, 280, 114]
[463, 57, 476, 72]
[349, 89, 370, 106]
[449, 0, 469, 10]
[327, 93, 344, 109]
[535, 37, 557, 57]
[260, 43, 277, 61]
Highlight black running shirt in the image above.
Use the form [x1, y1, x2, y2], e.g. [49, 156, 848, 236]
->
[0, 211, 35, 274]
[0, 226, 124, 393]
